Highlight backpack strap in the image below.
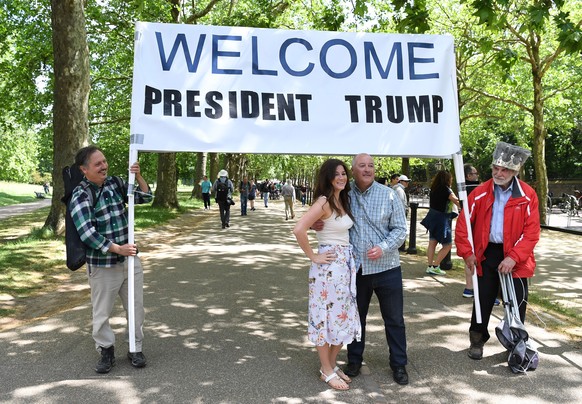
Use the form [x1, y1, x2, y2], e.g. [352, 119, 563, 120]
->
[110, 175, 127, 204]
[79, 179, 99, 208]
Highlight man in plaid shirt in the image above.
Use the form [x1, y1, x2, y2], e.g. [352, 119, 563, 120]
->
[70, 145, 152, 374]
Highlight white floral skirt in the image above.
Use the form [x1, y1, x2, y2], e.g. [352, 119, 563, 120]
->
[308, 244, 361, 346]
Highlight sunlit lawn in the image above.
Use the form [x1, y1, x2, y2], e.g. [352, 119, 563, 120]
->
[0, 181, 45, 206]
[0, 189, 202, 315]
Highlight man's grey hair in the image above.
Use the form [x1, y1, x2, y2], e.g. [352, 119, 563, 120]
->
[352, 153, 371, 168]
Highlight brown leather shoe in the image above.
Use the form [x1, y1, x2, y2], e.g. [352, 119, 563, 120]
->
[468, 331, 484, 360]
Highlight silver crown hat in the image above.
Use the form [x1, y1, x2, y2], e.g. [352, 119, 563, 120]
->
[218, 169, 228, 177]
[492, 141, 531, 171]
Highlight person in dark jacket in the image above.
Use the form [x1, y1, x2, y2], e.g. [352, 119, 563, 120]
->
[212, 169, 234, 229]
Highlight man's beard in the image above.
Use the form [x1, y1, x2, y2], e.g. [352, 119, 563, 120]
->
[493, 176, 513, 187]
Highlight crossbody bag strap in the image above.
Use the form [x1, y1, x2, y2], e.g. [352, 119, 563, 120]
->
[353, 190, 385, 241]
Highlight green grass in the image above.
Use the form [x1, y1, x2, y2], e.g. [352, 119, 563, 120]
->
[0, 181, 44, 206]
[0, 190, 203, 301]
[0, 238, 65, 296]
[528, 292, 582, 321]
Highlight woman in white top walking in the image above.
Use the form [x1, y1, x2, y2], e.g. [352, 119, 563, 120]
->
[293, 159, 361, 391]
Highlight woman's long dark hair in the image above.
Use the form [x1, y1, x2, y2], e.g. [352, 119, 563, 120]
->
[313, 159, 354, 221]
[430, 170, 452, 192]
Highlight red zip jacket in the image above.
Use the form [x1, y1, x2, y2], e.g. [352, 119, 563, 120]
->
[455, 177, 540, 278]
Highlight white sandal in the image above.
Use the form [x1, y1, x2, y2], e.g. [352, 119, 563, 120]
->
[334, 366, 352, 383]
[320, 370, 350, 391]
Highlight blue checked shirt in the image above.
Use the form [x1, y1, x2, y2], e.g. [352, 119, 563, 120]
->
[489, 182, 513, 243]
[70, 176, 152, 267]
[349, 181, 407, 275]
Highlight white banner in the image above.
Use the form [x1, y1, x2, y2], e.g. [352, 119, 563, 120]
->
[130, 22, 460, 157]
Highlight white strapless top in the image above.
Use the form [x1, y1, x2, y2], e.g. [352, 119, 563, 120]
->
[316, 211, 353, 245]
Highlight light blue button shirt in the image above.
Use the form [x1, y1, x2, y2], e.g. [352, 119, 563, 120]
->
[489, 182, 513, 243]
[349, 181, 407, 275]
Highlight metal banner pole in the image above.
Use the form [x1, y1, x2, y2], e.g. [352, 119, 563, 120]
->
[452, 152, 482, 323]
[127, 147, 138, 352]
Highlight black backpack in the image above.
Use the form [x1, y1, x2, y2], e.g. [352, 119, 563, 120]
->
[215, 179, 229, 202]
[61, 165, 123, 271]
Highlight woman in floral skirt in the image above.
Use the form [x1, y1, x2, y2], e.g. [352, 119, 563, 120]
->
[293, 159, 361, 391]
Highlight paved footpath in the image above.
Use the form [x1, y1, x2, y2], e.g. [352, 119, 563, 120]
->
[0, 200, 581, 403]
[0, 198, 51, 220]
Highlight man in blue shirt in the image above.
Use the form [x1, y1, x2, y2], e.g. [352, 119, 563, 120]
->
[316, 153, 409, 385]
[344, 153, 409, 385]
[200, 175, 213, 209]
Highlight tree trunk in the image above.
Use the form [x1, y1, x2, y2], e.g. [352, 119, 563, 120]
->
[402, 157, 410, 178]
[209, 153, 219, 182]
[191, 152, 207, 199]
[229, 153, 246, 187]
[45, 0, 90, 234]
[223, 153, 234, 182]
[532, 66, 548, 225]
[153, 153, 179, 209]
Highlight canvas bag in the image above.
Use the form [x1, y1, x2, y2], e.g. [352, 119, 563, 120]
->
[495, 272, 539, 374]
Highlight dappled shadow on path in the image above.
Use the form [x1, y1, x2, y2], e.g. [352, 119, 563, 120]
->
[0, 201, 581, 403]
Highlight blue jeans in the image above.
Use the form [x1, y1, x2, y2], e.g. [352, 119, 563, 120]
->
[263, 192, 269, 207]
[347, 267, 408, 367]
[240, 195, 248, 215]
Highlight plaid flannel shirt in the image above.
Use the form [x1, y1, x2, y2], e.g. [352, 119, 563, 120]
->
[349, 181, 407, 275]
[69, 176, 152, 267]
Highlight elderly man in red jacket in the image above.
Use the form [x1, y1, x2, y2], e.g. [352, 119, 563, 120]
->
[455, 142, 540, 360]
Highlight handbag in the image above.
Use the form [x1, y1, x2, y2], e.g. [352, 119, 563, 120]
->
[446, 200, 458, 219]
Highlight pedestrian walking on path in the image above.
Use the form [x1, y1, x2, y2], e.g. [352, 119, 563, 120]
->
[212, 169, 234, 229]
[421, 170, 461, 276]
[281, 179, 296, 221]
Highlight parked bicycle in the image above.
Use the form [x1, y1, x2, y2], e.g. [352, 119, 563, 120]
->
[409, 185, 429, 198]
[558, 193, 579, 217]
[546, 195, 552, 214]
